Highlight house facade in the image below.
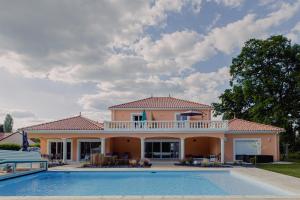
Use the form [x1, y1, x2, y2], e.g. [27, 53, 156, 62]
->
[23, 97, 284, 163]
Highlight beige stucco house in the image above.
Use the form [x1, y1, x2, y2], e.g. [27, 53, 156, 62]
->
[22, 97, 284, 163]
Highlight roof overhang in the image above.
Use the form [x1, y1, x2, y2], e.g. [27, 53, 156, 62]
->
[226, 130, 284, 134]
[26, 130, 103, 134]
[109, 107, 212, 111]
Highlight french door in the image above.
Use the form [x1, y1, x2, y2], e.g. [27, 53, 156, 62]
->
[49, 141, 71, 160]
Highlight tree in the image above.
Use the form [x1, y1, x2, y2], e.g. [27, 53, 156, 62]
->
[212, 35, 300, 151]
[3, 114, 13, 133]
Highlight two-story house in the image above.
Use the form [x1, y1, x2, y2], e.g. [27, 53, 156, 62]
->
[23, 96, 284, 163]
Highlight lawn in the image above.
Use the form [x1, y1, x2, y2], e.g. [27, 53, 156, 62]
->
[257, 162, 300, 178]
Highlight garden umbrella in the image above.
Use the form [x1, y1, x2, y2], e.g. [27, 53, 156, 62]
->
[180, 110, 203, 116]
[22, 131, 29, 151]
[141, 110, 147, 121]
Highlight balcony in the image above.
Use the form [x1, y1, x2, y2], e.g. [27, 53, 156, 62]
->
[103, 120, 228, 132]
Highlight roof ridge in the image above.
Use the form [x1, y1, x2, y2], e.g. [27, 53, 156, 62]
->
[170, 96, 210, 107]
[80, 116, 104, 128]
[109, 96, 211, 109]
[108, 97, 151, 109]
[21, 115, 82, 130]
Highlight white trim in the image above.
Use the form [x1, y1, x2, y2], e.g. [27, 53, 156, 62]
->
[100, 129, 227, 134]
[233, 138, 261, 161]
[47, 139, 73, 161]
[77, 138, 102, 161]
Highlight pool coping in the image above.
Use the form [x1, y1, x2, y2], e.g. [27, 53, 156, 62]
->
[1, 166, 300, 199]
[1, 195, 300, 199]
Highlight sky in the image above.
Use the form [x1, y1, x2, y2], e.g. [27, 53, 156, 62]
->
[0, 0, 300, 129]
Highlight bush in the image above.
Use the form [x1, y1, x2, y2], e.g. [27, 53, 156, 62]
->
[287, 152, 300, 161]
[0, 143, 21, 151]
[30, 143, 40, 148]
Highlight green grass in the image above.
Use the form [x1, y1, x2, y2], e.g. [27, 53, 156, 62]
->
[257, 163, 300, 178]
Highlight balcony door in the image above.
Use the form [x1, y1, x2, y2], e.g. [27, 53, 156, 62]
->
[132, 113, 142, 128]
[175, 113, 189, 128]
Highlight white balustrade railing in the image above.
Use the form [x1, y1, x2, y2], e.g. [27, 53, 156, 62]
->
[103, 120, 228, 131]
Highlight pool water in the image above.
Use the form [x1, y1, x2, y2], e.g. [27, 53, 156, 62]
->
[0, 171, 287, 196]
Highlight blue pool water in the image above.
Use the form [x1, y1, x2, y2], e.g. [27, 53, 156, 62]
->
[0, 171, 286, 196]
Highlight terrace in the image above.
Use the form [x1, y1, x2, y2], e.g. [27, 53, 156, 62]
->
[103, 120, 229, 132]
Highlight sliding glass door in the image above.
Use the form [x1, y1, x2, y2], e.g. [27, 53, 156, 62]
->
[145, 140, 180, 159]
[79, 141, 101, 160]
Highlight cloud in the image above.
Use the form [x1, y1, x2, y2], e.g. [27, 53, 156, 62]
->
[78, 67, 230, 113]
[0, 109, 35, 119]
[212, 0, 244, 8]
[0, 0, 299, 127]
[132, 1, 300, 75]
[0, 0, 194, 78]
[287, 22, 300, 43]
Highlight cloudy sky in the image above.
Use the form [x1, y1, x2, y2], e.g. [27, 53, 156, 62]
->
[0, 0, 300, 129]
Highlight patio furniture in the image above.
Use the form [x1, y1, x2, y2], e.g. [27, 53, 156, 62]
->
[209, 155, 216, 162]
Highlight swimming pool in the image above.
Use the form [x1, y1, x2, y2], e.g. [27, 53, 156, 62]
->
[0, 171, 288, 196]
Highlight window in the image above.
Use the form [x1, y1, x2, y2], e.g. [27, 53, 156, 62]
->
[234, 139, 261, 159]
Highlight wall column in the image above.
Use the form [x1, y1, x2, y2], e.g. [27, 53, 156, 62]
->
[62, 138, 67, 164]
[220, 137, 225, 163]
[180, 138, 185, 160]
[141, 138, 145, 159]
[101, 138, 106, 155]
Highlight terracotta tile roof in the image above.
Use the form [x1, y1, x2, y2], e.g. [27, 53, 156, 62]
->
[109, 97, 211, 109]
[22, 115, 103, 131]
[228, 118, 284, 132]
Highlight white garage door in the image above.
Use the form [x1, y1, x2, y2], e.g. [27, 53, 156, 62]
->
[234, 139, 261, 155]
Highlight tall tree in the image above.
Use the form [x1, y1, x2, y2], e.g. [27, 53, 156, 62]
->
[213, 35, 300, 150]
[3, 114, 13, 133]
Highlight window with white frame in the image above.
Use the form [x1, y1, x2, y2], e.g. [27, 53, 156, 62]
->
[234, 139, 261, 156]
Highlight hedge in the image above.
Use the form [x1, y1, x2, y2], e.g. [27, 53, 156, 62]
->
[0, 144, 21, 151]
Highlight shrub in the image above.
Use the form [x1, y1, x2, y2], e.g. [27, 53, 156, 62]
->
[30, 143, 40, 148]
[287, 152, 300, 161]
[0, 143, 21, 151]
